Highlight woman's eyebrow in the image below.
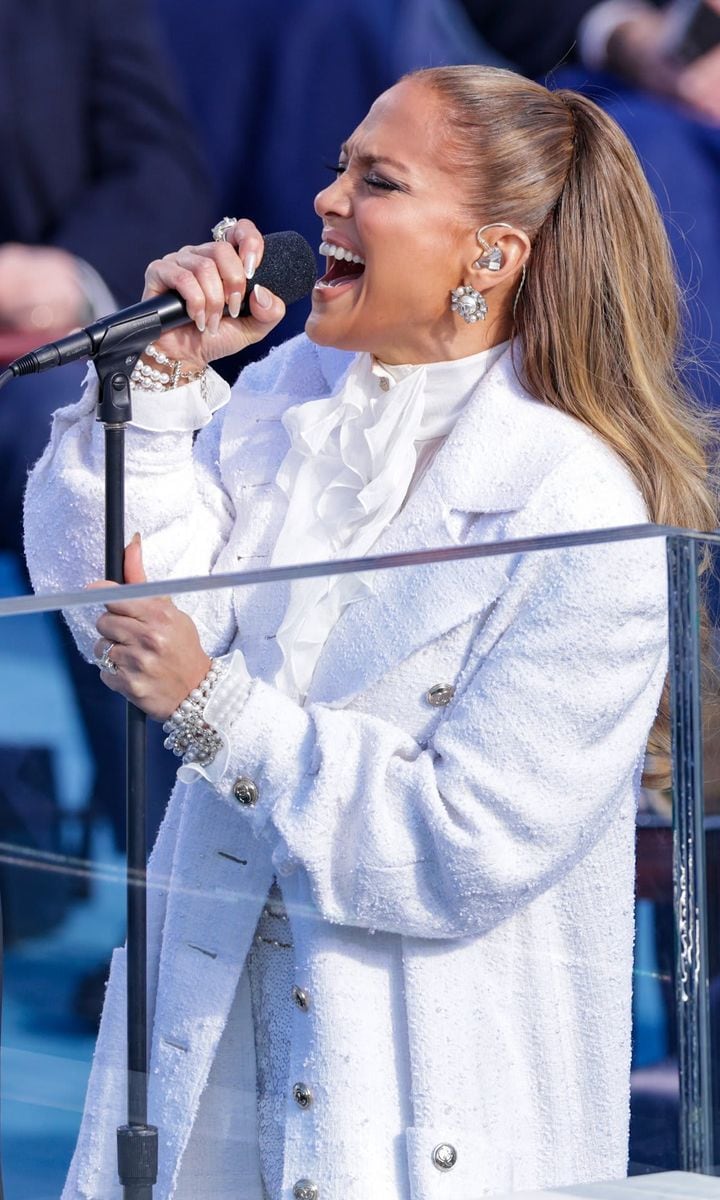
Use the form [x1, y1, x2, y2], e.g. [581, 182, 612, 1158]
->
[340, 142, 410, 174]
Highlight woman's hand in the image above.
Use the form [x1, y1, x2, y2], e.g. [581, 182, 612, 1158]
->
[91, 535, 213, 721]
[141, 219, 286, 370]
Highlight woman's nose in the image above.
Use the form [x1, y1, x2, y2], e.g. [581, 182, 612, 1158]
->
[314, 174, 352, 220]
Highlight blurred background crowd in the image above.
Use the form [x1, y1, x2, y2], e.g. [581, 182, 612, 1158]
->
[2, 0, 720, 1193]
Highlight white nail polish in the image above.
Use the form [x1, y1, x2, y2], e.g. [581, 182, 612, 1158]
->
[196, 313, 206, 333]
[253, 284, 272, 309]
[228, 292, 242, 318]
[244, 252, 257, 280]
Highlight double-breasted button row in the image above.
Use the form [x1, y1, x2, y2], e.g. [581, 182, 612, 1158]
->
[292, 984, 310, 1011]
[232, 776, 258, 806]
[293, 1180, 318, 1200]
[292, 1082, 313, 1109]
[425, 683, 455, 707]
[432, 1143, 457, 1171]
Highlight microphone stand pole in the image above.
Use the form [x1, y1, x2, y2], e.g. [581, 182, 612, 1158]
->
[94, 325, 160, 1200]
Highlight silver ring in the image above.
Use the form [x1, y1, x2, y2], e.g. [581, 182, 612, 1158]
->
[94, 640, 119, 675]
[211, 216, 238, 243]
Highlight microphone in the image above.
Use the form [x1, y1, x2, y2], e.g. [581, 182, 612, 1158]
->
[3, 230, 317, 380]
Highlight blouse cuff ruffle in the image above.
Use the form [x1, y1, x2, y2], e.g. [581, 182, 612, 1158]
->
[128, 367, 230, 432]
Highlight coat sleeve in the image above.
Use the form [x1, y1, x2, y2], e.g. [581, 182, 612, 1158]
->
[199, 459, 669, 939]
[23, 366, 239, 661]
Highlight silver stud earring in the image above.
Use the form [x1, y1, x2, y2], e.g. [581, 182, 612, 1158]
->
[450, 284, 488, 323]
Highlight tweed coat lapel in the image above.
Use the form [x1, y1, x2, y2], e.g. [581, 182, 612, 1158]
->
[307, 347, 561, 705]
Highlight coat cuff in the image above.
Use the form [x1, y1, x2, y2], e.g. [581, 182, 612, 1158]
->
[198, 676, 314, 843]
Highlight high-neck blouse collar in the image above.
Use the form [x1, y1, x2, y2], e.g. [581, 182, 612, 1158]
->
[373, 341, 509, 402]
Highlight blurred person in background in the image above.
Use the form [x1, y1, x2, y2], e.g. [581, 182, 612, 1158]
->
[460, 0, 720, 122]
[1, 0, 213, 891]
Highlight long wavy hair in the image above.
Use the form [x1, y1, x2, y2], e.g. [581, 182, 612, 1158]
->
[409, 65, 719, 787]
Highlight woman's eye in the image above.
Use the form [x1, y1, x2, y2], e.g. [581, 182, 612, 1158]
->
[324, 163, 399, 192]
[363, 174, 398, 192]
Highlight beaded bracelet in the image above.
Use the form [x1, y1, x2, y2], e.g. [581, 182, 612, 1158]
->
[162, 659, 225, 767]
[131, 342, 208, 397]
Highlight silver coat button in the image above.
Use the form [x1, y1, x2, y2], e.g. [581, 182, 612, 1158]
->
[232, 776, 258, 806]
[432, 1143, 457, 1171]
[293, 1181, 318, 1200]
[292, 985, 310, 1012]
[292, 1082, 313, 1109]
[426, 683, 455, 707]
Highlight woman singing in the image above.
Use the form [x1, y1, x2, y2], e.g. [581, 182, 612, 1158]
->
[25, 66, 716, 1200]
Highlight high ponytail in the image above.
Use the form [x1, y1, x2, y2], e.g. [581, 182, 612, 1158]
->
[408, 65, 719, 788]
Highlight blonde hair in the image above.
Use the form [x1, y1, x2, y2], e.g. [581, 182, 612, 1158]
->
[408, 65, 719, 786]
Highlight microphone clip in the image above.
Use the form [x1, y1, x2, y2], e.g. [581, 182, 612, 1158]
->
[93, 309, 165, 426]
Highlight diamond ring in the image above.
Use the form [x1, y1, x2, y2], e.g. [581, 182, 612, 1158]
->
[94, 640, 119, 675]
[211, 217, 238, 243]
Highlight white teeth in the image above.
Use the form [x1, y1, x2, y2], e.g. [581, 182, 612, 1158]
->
[319, 240, 365, 266]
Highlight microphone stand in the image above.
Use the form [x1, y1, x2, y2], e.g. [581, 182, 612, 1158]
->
[0, 308, 168, 1197]
[93, 320, 162, 1200]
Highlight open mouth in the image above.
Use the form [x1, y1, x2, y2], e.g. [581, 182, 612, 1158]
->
[316, 241, 366, 289]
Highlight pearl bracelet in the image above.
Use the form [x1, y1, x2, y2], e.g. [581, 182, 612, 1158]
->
[162, 659, 225, 767]
[131, 342, 208, 397]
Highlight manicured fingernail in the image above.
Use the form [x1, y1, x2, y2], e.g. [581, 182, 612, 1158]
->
[132, 531, 141, 544]
[228, 291, 242, 318]
[195, 312, 206, 333]
[208, 311, 221, 336]
[243, 251, 257, 280]
[253, 284, 272, 309]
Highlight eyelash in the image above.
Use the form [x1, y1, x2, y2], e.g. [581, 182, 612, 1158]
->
[325, 163, 399, 192]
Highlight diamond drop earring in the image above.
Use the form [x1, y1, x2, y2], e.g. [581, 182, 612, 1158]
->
[450, 284, 488, 324]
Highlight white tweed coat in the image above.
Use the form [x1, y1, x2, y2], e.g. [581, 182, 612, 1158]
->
[24, 335, 669, 1200]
